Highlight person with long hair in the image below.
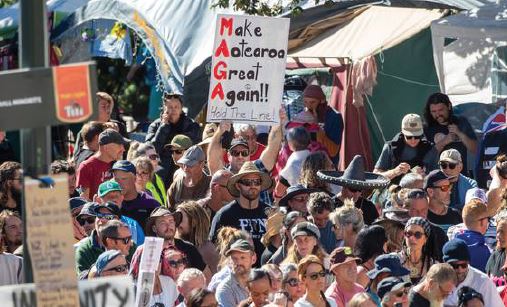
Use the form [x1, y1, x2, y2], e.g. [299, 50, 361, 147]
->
[176, 201, 219, 273]
[295, 255, 336, 307]
[282, 222, 329, 270]
[299, 151, 336, 195]
[0, 161, 22, 214]
[329, 200, 364, 250]
[354, 225, 388, 288]
[281, 263, 306, 305]
[396, 217, 437, 284]
[268, 211, 306, 265]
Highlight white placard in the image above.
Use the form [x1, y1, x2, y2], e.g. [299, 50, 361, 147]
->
[207, 14, 290, 125]
[135, 237, 164, 307]
[0, 275, 134, 307]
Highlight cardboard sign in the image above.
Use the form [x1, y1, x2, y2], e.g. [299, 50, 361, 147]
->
[0, 62, 97, 131]
[207, 14, 290, 125]
[135, 237, 164, 307]
[24, 175, 79, 307]
[0, 275, 134, 307]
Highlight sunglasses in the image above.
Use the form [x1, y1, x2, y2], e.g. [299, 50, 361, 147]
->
[404, 231, 424, 239]
[110, 236, 132, 245]
[105, 263, 128, 273]
[450, 262, 468, 270]
[163, 94, 180, 100]
[148, 154, 159, 161]
[394, 288, 409, 297]
[306, 270, 326, 280]
[239, 179, 261, 187]
[405, 135, 422, 140]
[96, 213, 117, 220]
[168, 258, 188, 268]
[439, 161, 457, 170]
[285, 278, 300, 287]
[171, 150, 184, 155]
[230, 150, 249, 157]
[433, 184, 451, 192]
[78, 216, 96, 226]
[407, 189, 427, 199]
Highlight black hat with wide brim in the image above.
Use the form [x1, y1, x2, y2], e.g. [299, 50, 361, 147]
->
[317, 155, 390, 190]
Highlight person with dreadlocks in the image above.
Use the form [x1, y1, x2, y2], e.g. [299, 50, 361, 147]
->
[176, 201, 219, 273]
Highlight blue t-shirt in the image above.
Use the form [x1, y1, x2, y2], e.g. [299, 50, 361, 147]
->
[319, 221, 338, 254]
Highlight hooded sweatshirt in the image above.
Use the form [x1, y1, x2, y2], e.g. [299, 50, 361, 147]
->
[456, 229, 491, 272]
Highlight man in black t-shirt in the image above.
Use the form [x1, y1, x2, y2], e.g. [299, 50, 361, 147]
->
[424, 170, 462, 234]
[209, 161, 274, 264]
[409, 263, 457, 307]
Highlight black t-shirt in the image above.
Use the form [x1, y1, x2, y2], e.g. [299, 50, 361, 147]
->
[476, 127, 507, 188]
[335, 197, 379, 225]
[408, 290, 430, 307]
[261, 244, 278, 266]
[427, 207, 462, 235]
[429, 223, 448, 262]
[174, 238, 206, 271]
[209, 200, 269, 263]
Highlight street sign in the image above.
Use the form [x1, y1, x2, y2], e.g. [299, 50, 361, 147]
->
[0, 62, 98, 131]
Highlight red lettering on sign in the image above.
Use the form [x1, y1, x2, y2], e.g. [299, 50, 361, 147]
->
[215, 40, 230, 58]
[219, 18, 233, 36]
[211, 83, 225, 100]
[213, 61, 227, 80]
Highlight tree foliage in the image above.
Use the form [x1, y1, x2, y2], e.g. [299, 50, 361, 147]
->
[0, 0, 17, 8]
[211, 0, 335, 16]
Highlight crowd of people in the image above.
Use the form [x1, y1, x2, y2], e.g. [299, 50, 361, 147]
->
[1, 87, 507, 307]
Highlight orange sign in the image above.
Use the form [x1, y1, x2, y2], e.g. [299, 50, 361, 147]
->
[53, 64, 93, 123]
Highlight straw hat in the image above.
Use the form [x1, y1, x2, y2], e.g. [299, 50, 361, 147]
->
[227, 161, 273, 197]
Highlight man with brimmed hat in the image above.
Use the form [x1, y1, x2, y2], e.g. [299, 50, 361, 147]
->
[96, 180, 145, 245]
[278, 184, 316, 215]
[145, 93, 201, 187]
[141, 207, 209, 277]
[374, 113, 438, 182]
[167, 145, 211, 209]
[325, 247, 365, 306]
[365, 254, 410, 305]
[111, 160, 160, 230]
[442, 239, 502, 306]
[76, 128, 129, 200]
[424, 169, 462, 234]
[210, 161, 273, 265]
[376, 277, 411, 307]
[318, 155, 390, 225]
[216, 239, 256, 307]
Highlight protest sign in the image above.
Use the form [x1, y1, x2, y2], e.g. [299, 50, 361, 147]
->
[24, 175, 79, 307]
[207, 14, 290, 125]
[0, 275, 134, 307]
[135, 237, 164, 307]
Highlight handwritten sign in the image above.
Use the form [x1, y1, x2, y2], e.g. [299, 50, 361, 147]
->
[0, 275, 134, 307]
[207, 14, 290, 125]
[135, 237, 164, 307]
[24, 175, 79, 307]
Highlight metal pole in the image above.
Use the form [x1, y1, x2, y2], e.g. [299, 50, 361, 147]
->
[19, 0, 51, 283]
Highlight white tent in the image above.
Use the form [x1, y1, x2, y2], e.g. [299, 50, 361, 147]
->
[431, 2, 507, 105]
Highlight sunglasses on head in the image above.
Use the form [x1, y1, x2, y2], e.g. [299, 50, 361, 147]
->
[285, 278, 300, 287]
[405, 135, 422, 140]
[239, 179, 261, 187]
[171, 149, 184, 155]
[78, 216, 96, 226]
[439, 161, 457, 170]
[229, 150, 249, 157]
[450, 262, 468, 270]
[306, 270, 326, 280]
[110, 236, 132, 245]
[105, 263, 128, 273]
[404, 230, 424, 239]
[168, 258, 188, 268]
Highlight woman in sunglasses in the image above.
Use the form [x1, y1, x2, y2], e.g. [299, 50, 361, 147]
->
[396, 217, 436, 284]
[295, 255, 336, 307]
[281, 264, 306, 304]
[162, 248, 188, 282]
[91, 250, 129, 278]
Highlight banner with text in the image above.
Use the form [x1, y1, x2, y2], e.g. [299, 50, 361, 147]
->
[207, 14, 289, 125]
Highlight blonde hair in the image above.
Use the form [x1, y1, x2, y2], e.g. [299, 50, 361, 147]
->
[216, 227, 251, 269]
[462, 199, 488, 227]
[347, 292, 374, 307]
[134, 157, 154, 181]
[282, 242, 327, 267]
[425, 263, 457, 284]
[329, 199, 364, 233]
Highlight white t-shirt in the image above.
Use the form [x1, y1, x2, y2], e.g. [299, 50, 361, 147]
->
[149, 275, 179, 307]
[0, 253, 23, 286]
[294, 295, 337, 307]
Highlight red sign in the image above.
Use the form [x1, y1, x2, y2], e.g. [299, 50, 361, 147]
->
[53, 64, 93, 123]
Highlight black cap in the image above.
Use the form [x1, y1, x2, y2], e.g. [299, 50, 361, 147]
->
[98, 129, 130, 146]
[225, 239, 255, 256]
[229, 138, 249, 151]
[423, 170, 448, 190]
[443, 239, 470, 263]
[377, 277, 411, 299]
[76, 202, 99, 222]
[112, 160, 136, 174]
[69, 197, 87, 211]
[92, 202, 121, 217]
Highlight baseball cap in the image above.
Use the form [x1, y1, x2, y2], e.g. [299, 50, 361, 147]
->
[95, 250, 122, 276]
[464, 188, 487, 205]
[401, 114, 423, 137]
[98, 129, 130, 146]
[112, 160, 136, 174]
[229, 138, 249, 151]
[165, 134, 193, 151]
[69, 197, 87, 211]
[98, 180, 122, 197]
[225, 239, 255, 256]
[377, 277, 411, 300]
[423, 170, 449, 190]
[440, 149, 462, 164]
[443, 239, 470, 263]
[329, 247, 360, 271]
[177, 145, 205, 167]
[92, 202, 121, 217]
[76, 202, 99, 222]
[290, 221, 320, 240]
[367, 254, 410, 279]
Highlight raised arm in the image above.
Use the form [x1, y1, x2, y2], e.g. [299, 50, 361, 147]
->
[207, 121, 230, 175]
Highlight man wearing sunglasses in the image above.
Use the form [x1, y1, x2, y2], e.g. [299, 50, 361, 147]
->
[424, 170, 462, 234]
[439, 149, 477, 212]
[326, 247, 365, 307]
[99, 220, 134, 258]
[377, 277, 411, 307]
[442, 239, 502, 307]
[374, 113, 438, 183]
